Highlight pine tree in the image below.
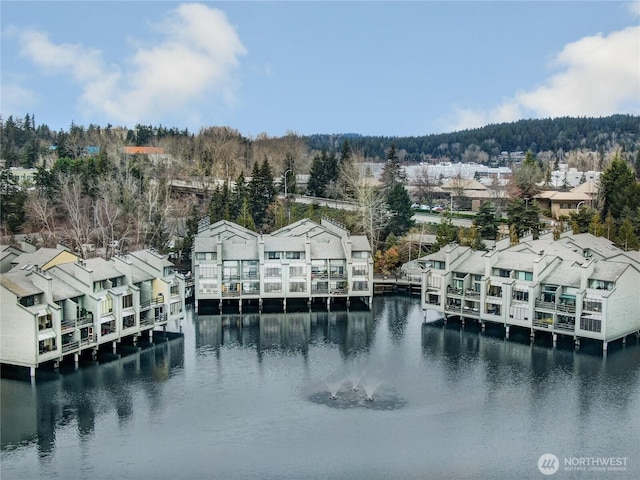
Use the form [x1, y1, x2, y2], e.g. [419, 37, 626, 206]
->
[385, 182, 414, 236]
[474, 201, 500, 239]
[616, 217, 639, 251]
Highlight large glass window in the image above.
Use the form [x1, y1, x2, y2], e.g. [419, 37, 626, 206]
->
[583, 299, 602, 312]
[516, 271, 533, 281]
[289, 265, 306, 277]
[122, 294, 133, 309]
[265, 266, 282, 278]
[200, 265, 217, 278]
[289, 281, 306, 293]
[353, 281, 368, 291]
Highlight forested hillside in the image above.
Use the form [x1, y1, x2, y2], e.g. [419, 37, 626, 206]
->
[305, 115, 640, 163]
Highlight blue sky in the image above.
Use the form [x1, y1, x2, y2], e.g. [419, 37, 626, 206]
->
[2, 1, 639, 137]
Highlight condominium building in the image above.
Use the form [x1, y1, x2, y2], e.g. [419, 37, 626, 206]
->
[420, 232, 640, 350]
[192, 218, 373, 312]
[0, 248, 186, 376]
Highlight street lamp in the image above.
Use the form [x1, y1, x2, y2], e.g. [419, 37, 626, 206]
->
[450, 193, 454, 212]
[576, 201, 585, 213]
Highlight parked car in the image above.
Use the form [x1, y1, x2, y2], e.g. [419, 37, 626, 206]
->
[431, 205, 444, 212]
[419, 204, 431, 211]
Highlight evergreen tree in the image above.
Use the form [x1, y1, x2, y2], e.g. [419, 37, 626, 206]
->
[433, 212, 457, 251]
[616, 217, 639, 251]
[0, 169, 27, 234]
[568, 207, 595, 234]
[281, 153, 297, 196]
[385, 182, 414, 236]
[599, 154, 636, 221]
[473, 201, 500, 239]
[236, 197, 256, 231]
[380, 143, 406, 191]
[249, 157, 276, 227]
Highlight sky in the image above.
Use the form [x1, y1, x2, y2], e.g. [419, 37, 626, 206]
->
[1, 1, 639, 138]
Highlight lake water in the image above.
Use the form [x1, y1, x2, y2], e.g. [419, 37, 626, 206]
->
[2, 296, 639, 479]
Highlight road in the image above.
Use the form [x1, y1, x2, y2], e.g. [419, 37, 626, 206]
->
[286, 194, 474, 228]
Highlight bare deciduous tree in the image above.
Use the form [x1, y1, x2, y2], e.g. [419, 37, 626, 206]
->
[24, 190, 58, 246]
[59, 175, 95, 256]
[339, 158, 388, 253]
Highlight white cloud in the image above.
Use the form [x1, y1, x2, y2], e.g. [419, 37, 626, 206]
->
[14, 3, 246, 126]
[0, 80, 36, 114]
[448, 25, 640, 132]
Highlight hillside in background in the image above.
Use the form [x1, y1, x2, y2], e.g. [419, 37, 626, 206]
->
[304, 115, 640, 163]
[1, 114, 638, 171]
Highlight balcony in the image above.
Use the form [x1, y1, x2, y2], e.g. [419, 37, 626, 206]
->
[465, 289, 480, 298]
[535, 299, 556, 310]
[61, 318, 76, 332]
[554, 321, 575, 332]
[77, 313, 94, 327]
[140, 316, 155, 327]
[446, 286, 463, 296]
[140, 296, 165, 309]
[556, 303, 576, 314]
[445, 304, 463, 313]
[62, 340, 80, 354]
[533, 317, 553, 328]
[155, 313, 168, 325]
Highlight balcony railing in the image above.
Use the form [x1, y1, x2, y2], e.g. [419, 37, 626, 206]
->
[77, 314, 94, 327]
[222, 289, 241, 297]
[445, 304, 462, 313]
[447, 286, 463, 296]
[330, 288, 348, 295]
[535, 299, 556, 310]
[533, 317, 553, 328]
[140, 316, 155, 327]
[465, 290, 480, 298]
[312, 288, 329, 294]
[556, 304, 576, 314]
[554, 322, 575, 332]
[61, 318, 75, 332]
[140, 296, 165, 309]
[155, 313, 168, 325]
[62, 340, 80, 354]
[80, 336, 96, 346]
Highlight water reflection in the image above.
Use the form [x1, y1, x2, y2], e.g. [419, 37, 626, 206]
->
[195, 309, 375, 360]
[1, 335, 184, 454]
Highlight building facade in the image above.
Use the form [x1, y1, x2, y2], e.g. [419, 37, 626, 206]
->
[192, 218, 373, 312]
[420, 232, 640, 350]
[0, 248, 186, 376]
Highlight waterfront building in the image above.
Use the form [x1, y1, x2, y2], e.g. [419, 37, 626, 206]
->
[192, 217, 373, 312]
[0, 250, 186, 376]
[420, 232, 640, 350]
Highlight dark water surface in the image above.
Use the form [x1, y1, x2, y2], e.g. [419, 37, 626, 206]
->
[2, 296, 639, 479]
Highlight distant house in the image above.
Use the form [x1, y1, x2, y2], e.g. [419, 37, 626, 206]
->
[535, 182, 598, 218]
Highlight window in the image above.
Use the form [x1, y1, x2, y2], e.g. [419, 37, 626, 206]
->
[513, 290, 529, 302]
[39, 338, 56, 354]
[38, 314, 53, 330]
[352, 251, 368, 259]
[583, 299, 602, 312]
[493, 268, 511, 278]
[432, 261, 445, 270]
[242, 261, 259, 279]
[122, 314, 136, 329]
[264, 281, 282, 293]
[101, 295, 113, 314]
[170, 301, 183, 315]
[330, 262, 345, 278]
[267, 251, 281, 259]
[589, 279, 613, 290]
[286, 251, 304, 259]
[122, 294, 133, 309]
[516, 271, 533, 281]
[265, 266, 281, 278]
[353, 280, 368, 291]
[170, 283, 179, 296]
[200, 265, 217, 278]
[289, 281, 306, 293]
[353, 263, 368, 276]
[196, 252, 215, 261]
[580, 317, 602, 332]
[199, 281, 217, 294]
[289, 265, 306, 277]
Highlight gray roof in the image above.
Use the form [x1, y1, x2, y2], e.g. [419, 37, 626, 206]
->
[0, 270, 42, 297]
[542, 262, 582, 288]
[128, 264, 156, 283]
[58, 258, 124, 282]
[350, 236, 372, 252]
[453, 251, 486, 275]
[494, 251, 536, 272]
[52, 281, 83, 301]
[10, 248, 73, 270]
[263, 236, 305, 252]
[590, 261, 630, 282]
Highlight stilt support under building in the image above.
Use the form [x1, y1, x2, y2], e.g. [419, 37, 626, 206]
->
[603, 341, 608, 352]
[30, 366, 36, 377]
[574, 337, 580, 350]
[505, 325, 510, 339]
[552, 333, 557, 346]
[481, 322, 485, 332]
